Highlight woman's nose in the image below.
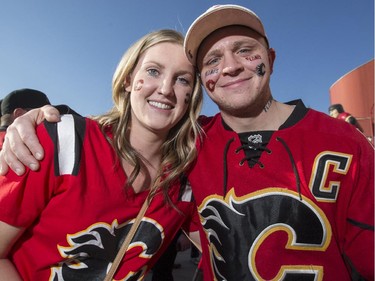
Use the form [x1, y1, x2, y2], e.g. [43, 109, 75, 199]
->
[158, 78, 173, 96]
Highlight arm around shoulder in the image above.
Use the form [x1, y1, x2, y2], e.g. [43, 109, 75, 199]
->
[0, 105, 61, 176]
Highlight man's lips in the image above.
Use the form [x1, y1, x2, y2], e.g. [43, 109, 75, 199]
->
[221, 77, 251, 88]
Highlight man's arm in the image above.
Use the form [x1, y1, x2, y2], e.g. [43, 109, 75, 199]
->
[0, 105, 60, 175]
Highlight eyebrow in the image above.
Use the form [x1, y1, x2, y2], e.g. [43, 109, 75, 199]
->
[144, 60, 194, 77]
[204, 49, 222, 60]
[204, 39, 256, 58]
[143, 60, 164, 69]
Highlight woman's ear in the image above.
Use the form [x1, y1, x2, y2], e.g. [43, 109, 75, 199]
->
[124, 75, 132, 92]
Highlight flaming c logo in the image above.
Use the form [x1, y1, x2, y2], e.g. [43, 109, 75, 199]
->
[50, 219, 163, 281]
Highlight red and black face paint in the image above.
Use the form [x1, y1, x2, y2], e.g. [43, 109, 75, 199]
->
[205, 68, 219, 77]
[185, 93, 191, 104]
[206, 80, 216, 92]
[246, 54, 262, 62]
[134, 79, 144, 91]
[256, 63, 266, 76]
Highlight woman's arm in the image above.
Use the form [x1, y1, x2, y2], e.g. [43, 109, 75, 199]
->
[0, 105, 60, 176]
[188, 231, 202, 252]
[0, 221, 24, 280]
[0, 260, 22, 281]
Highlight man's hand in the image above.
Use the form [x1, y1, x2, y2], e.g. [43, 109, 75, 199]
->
[0, 105, 61, 175]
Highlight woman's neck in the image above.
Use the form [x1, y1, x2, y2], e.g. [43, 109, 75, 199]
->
[123, 126, 166, 193]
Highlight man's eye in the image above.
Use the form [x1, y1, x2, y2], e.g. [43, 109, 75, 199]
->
[206, 57, 219, 66]
[147, 69, 159, 77]
[238, 48, 251, 54]
[177, 77, 190, 85]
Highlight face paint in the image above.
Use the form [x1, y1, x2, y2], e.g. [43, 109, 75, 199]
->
[246, 54, 262, 61]
[256, 63, 266, 76]
[206, 80, 216, 92]
[184, 93, 191, 104]
[134, 79, 144, 91]
[205, 68, 219, 77]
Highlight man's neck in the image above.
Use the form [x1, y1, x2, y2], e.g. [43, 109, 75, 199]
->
[221, 100, 295, 133]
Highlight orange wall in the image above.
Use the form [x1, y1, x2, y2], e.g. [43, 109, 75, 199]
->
[329, 59, 374, 142]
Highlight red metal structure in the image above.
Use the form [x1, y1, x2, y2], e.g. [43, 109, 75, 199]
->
[329, 59, 374, 143]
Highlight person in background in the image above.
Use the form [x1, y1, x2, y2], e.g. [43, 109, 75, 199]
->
[0, 29, 202, 280]
[190, 244, 200, 265]
[0, 88, 51, 149]
[0, 88, 79, 150]
[328, 103, 364, 132]
[151, 230, 192, 281]
[1, 4, 374, 281]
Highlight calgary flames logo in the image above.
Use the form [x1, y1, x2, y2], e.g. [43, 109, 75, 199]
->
[199, 188, 331, 280]
[50, 219, 163, 281]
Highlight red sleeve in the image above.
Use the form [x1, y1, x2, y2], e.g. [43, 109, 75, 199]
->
[183, 200, 201, 233]
[343, 137, 374, 280]
[0, 123, 56, 227]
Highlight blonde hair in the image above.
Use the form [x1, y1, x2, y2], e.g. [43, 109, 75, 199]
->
[93, 29, 203, 202]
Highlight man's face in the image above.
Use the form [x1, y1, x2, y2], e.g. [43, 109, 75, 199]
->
[197, 26, 275, 118]
[329, 109, 339, 118]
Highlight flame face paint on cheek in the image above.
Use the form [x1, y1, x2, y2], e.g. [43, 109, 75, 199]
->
[206, 80, 216, 92]
[256, 63, 266, 76]
[134, 79, 144, 91]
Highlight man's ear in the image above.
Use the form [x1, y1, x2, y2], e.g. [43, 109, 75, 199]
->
[13, 108, 28, 118]
[124, 75, 132, 92]
[268, 48, 276, 74]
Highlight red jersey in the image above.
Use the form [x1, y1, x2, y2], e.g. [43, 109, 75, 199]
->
[189, 100, 374, 280]
[0, 130, 6, 150]
[0, 115, 200, 280]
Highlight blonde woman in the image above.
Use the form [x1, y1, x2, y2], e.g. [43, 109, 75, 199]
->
[0, 29, 202, 280]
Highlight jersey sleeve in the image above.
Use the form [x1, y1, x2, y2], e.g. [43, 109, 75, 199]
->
[184, 200, 201, 233]
[0, 122, 57, 228]
[343, 137, 374, 280]
[178, 178, 201, 234]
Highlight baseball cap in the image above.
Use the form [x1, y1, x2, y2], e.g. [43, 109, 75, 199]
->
[1, 88, 51, 115]
[184, 4, 269, 66]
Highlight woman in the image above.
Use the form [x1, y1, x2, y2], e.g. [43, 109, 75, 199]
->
[0, 29, 203, 280]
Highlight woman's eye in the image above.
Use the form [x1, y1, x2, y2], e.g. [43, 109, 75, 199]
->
[147, 68, 159, 77]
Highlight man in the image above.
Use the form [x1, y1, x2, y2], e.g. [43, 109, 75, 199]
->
[0, 88, 51, 149]
[329, 103, 364, 132]
[183, 5, 373, 280]
[0, 5, 373, 280]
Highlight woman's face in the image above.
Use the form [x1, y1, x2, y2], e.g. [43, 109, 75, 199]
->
[126, 42, 195, 137]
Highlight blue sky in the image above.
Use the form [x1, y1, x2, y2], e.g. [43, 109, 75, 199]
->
[0, 0, 373, 117]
